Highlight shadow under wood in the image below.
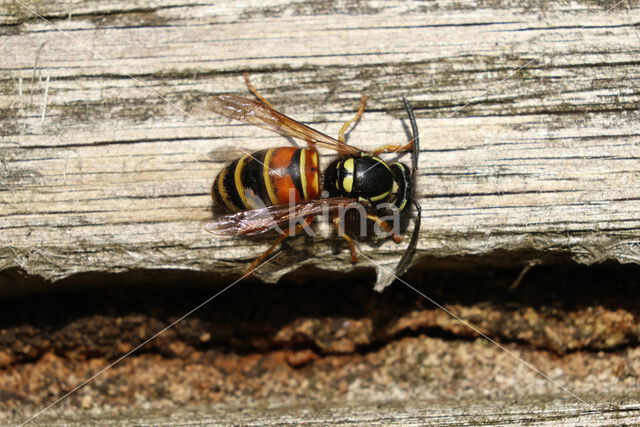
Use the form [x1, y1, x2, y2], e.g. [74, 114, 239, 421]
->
[0, 253, 639, 368]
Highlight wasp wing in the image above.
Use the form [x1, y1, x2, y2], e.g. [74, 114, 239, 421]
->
[204, 197, 358, 236]
[208, 94, 362, 156]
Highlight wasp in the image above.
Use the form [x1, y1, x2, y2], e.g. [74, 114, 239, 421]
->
[205, 75, 421, 278]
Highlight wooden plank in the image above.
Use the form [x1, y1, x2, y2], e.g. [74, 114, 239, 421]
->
[2, 0, 640, 287]
[24, 399, 640, 426]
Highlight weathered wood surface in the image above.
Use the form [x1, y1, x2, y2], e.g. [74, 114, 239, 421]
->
[25, 399, 640, 426]
[2, 0, 640, 286]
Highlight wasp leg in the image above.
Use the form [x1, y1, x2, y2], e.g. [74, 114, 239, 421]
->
[243, 233, 288, 276]
[243, 72, 275, 109]
[338, 94, 368, 145]
[366, 214, 402, 243]
[243, 217, 313, 276]
[373, 140, 414, 155]
[332, 216, 358, 263]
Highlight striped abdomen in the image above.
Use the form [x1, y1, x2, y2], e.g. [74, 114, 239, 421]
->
[212, 147, 320, 212]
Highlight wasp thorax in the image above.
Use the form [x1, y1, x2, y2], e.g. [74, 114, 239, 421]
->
[324, 155, 398, 204]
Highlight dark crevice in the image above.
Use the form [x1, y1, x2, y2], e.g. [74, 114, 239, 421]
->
[1, 255, 639, 370]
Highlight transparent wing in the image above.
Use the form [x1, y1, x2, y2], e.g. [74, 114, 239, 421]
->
[208, 94, 362, 156]
[204, 197, 358, 236]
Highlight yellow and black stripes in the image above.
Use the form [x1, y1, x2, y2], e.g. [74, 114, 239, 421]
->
[212, 148, 320, 212]
[213, 147, 411, 216]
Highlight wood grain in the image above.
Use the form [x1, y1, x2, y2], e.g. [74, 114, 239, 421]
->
[25, 398, 640, 426]
[2, 0, 640, 286]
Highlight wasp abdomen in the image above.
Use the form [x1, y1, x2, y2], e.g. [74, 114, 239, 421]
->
[212, 147, 320, 212]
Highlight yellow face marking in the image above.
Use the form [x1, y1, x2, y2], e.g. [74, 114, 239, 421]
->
[343, 158, 355, 173]
[342, 158, 355, 193]
[342, 175, 354, 193]
[262, 148, 279, 205]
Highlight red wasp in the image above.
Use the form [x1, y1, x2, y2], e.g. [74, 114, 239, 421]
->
[205, 74, 421, 278]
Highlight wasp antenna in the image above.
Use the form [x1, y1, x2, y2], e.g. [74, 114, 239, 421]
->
[394, 200, 422, 278]
[402, 98, 420, 175]
[394, 98, 421, 279]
